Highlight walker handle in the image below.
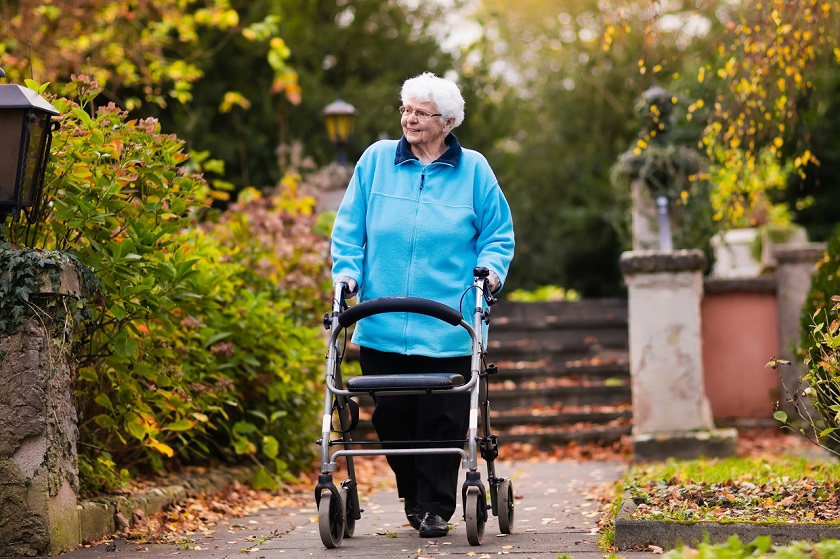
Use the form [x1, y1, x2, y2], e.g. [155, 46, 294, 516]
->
[337, 297, 463, 328]
[473, 266, 497, 306]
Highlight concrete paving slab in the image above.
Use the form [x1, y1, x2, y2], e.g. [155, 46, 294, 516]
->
[57, 459, 655, 559]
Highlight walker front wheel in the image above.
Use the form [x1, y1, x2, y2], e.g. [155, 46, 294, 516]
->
[465, 487, 486, 546]
[318, 490, 346, 548]
[497, 478, 515, 534]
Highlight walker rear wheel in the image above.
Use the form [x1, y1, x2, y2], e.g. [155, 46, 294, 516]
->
[497, 478, 515, 534]
[465, 487, 486, 546]
[339, 485, 355, 538]
[318, 490, 346, 548]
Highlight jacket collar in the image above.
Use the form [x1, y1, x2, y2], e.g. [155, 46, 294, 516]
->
[395, 134, 462, 167]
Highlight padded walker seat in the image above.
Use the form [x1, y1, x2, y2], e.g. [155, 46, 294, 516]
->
[346, 372, 465, 393]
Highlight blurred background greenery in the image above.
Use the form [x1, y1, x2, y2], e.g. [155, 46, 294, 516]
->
[3, 0, 839, 297]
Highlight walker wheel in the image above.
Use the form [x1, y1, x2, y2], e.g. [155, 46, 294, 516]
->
[318, 489, 346, 548]
[465, 487, 486, 546]
[339, 485, 355, 538]
[497, 478, 515, 534]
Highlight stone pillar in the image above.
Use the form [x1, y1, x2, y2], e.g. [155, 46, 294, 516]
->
[0, 256, 84, 556]
[620, 249, 737, 461]
[774, 242, 826, 413]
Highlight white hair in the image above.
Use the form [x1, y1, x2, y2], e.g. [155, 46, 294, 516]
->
[400, 72, 465, 129]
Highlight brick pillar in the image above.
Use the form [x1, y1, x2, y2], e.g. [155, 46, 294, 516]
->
[0, 253, 85, 556]
[774, 242, 826, 414]
[620, 249, 737, 461]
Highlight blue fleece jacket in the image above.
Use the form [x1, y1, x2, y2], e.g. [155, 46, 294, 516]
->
[331, 134, 515, 357]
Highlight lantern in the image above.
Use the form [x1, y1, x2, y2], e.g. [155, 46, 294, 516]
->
[0, 70, 60, 223]
[322, 98, 357, 165]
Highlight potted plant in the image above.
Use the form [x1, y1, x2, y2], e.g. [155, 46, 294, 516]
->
[707, 147, 804, 277]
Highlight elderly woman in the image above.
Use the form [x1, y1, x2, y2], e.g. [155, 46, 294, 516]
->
[331, 72, 514, 538]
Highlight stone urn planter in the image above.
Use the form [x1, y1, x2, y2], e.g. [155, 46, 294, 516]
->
[710, 228, 760, 278]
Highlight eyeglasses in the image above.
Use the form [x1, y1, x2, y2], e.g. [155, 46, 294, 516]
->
[398, 106, 443, 120]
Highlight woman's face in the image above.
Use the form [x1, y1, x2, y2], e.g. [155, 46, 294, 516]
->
[401, 99, 447, 149]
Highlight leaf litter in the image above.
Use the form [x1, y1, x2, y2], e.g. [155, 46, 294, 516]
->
[590, 428, 840, 536]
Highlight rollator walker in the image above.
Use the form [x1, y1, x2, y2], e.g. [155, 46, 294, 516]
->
[315, 267, 515, 548]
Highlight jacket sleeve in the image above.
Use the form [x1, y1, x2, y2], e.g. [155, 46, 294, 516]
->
[476, 183, 515, 292]
[330, 165, 367, 286]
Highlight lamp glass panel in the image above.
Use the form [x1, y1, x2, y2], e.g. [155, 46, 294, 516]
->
[20, 111, 48, 206]
[0, 110, 23, 203]
[336, 114, 354, 143]
[324, 115, 339, 144]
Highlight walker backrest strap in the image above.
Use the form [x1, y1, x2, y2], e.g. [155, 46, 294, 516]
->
[337, 297, 463, 328]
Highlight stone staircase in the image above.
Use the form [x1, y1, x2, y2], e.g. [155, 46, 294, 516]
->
[341, 298, 632, 447]
[484, 298, 632, 446]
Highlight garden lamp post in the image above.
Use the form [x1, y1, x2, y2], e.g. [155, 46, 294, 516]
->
[0, 67, 60, 225]
[322, 98, 357, 165]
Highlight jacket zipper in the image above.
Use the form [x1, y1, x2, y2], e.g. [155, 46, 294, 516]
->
[403, 167, 426, 351]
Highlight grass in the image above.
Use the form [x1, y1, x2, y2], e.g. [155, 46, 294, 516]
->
[621, 455, 840, 523]
[597, 453, 840, 557]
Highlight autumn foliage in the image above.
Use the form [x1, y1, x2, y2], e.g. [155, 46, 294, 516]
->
[8, 76, 330, 495]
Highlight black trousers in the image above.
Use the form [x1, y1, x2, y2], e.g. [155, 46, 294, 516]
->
[359, 347, 471, 521]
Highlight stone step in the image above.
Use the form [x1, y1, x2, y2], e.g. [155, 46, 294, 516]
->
[485, 384, 631, 408]
[487, 327, 629, 352]
[490, 298, 628, 328]
[489, 356, 629, 376]
[343, 406, 632, 447]
[487, 407, 632, 427]
[497, 424, 632, 446]
[482, 346, 627, 366]
[334, 298, 633, 449]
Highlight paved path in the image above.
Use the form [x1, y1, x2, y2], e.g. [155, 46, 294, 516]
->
[61, 460, 653, 559]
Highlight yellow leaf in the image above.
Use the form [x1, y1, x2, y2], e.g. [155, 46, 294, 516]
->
[147, 439, 174, 457]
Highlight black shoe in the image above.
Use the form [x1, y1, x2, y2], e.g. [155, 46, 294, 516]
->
[404, 500, 421, 530]
[419, 512, 449, 538]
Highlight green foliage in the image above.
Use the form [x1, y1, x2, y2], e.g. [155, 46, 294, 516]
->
[708, 147, 794, 229]
[663, 536, 840, 559]
[506, 285, 580, 303]
[138, 0, 457, 192]
[783, 65, 840, 243]
[771, 227, 840, 455]
[458, 0, 646, 296]
[0, 1, 298, 111]
[9, 77, 330, 494]
[773, 229, 840, 455]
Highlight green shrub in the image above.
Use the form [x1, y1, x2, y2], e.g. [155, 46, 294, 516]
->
[506, 285, 581, 302]
[773, 224, 840, 457]
[663, 536, 840, 559]
[800, 224, 840, 361]
[8, 76, 330, 494]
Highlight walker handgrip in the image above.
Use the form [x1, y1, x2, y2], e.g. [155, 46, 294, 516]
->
[337, 297, 463, 328]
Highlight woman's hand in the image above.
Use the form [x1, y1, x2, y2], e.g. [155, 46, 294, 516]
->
[488, 271, 501, 293]
[336, 277, 358, 298]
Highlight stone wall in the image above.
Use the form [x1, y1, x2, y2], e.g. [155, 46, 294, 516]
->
[0, 260, 83, 556]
